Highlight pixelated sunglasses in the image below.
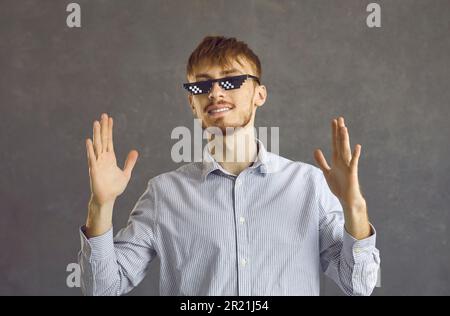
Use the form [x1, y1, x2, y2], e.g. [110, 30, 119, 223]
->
[183, 74, 260, 95]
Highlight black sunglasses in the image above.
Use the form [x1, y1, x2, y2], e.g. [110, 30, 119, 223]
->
[183, 74, 260, 95]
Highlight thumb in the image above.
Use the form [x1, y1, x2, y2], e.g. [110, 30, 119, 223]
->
[123, 150, 139, 177]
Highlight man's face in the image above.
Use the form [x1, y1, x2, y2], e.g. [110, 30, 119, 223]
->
[187, 59, 267, 134]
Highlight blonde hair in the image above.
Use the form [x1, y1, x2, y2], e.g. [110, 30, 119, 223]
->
[186, 36, 262, 81]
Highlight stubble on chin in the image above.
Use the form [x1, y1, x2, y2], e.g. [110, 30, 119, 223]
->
[201, 106, 254, 135]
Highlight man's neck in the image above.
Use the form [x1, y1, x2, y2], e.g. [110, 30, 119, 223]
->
[207, 125, 258, 176]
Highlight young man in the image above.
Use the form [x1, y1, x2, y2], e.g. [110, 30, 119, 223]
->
[79, 36, 380, 296]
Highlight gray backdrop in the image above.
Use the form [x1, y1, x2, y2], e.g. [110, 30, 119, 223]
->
[1, 0, 449, 296]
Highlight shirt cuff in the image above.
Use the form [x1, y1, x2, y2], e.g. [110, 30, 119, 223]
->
[342, 223, 377, 265]
[79, 225, 115, 261]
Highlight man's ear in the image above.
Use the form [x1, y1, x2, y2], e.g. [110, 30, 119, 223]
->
[254, 85, 267, 107]
[188, 94, 195, 114]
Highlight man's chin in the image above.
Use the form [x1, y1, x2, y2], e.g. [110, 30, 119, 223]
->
[201, 114, 253, 135]
[203, 121, 242, 135]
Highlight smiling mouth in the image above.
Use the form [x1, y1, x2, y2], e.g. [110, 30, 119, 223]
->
[208, 107, 232, 115]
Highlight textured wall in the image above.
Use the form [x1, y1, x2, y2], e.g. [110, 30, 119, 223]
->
[0, 0, 449, 295]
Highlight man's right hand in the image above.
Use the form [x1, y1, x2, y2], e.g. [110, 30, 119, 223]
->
[84, 113, 138, 237]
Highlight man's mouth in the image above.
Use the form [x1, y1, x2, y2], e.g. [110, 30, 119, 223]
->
[209, 107, 231, 114]
[206, 104, 234, 117]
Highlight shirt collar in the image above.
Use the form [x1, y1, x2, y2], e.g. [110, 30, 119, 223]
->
[200, 138, 278, 182]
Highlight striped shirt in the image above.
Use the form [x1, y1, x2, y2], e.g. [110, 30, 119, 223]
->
[78, 138, 380, 296]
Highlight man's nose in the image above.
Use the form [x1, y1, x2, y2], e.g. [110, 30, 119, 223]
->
[208, 81, 225, 99]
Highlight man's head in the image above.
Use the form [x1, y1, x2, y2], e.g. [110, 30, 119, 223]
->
[185, 36, 267, 134]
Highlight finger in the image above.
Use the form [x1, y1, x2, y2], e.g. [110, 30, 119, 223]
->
[338, 117, 352, 164]
[107, 117, 114, 152]
[123, 150, 139, 178]
[93, 120, 101, 158]
[86, 138, 96, 168]
[314, 149, 331, 174]
[332, 118, 338, 159]
[350, 144, 361, 171]
[101, 113, 108, 153]
[340, 126, 352, 163]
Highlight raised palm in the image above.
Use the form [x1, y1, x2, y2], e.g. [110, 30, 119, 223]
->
[86, 113, 138, 206]
[314, 117, 365, 209]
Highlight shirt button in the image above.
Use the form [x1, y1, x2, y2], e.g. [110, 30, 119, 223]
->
[235, 179, 241, 187]
[354, 248, 362, 253]
[241, 259, 247, 267]
[239, 216, 245, 224]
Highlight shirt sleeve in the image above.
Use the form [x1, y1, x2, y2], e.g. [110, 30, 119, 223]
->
[77, 179, 159, 296]
[316, 169, 381, 296]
